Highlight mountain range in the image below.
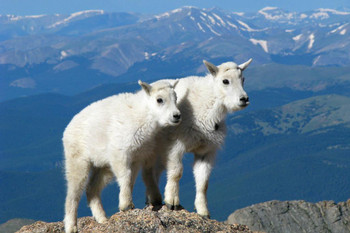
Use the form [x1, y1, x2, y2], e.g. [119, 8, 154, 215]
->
[1, 6, 350, 101]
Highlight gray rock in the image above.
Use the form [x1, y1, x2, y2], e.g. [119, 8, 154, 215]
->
[0, 219, 35, 233]
[227, 200, 350, 233]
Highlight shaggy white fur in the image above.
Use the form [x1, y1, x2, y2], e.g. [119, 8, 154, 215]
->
[63, 80, 181, 233]
[144, 59, 252, 218]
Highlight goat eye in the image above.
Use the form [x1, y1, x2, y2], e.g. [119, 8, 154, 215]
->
[222, 79, 229, 85]
[157, 98, 163, 104]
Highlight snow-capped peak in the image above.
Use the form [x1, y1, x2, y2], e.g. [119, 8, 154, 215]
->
[49, 10, 104, 28]
[259, 6, 279, 12]
[7, 14, 46, 21]
[310, 8, 350, 20]
[154, 6, 199, 20]
[258, 6, 295, 21]
[318, 8, 350, 15]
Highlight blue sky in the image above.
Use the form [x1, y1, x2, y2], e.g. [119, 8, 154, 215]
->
[1, 0, 349, 15]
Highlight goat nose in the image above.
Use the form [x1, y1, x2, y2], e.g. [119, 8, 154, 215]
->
[173, 113, 181, 120]
[240, 96, 249, 103]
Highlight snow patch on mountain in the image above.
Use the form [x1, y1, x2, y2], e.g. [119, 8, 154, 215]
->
[178, 23, 185, 30]
[330, 23, 349, 34]
[212, 13, 226, 26]
[313, 55, 321, 65]
[300, 13, 308, 19]
[144, 52, 150, 60]
[308, 34, 315, 50]
[233, 12, 245, 16]
[293, 34, 302, 41]
[197, 23, 205, 32]
[206, 24, 221, 36]
[60, 51, 68, 60]
[171, 8, 183, 14]
[208, 15, 216, 24]
[10, 78, 36, 88]
[310, 12, 329, 20]
[249, 38, 268, 52]
[237, 20, 260, 32]
[227, 21, 238, 29]
[155, 12, 170, 20]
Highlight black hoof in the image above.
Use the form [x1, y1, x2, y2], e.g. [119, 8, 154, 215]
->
[145, 198, 162, 207]
[165, 203, 184, 211]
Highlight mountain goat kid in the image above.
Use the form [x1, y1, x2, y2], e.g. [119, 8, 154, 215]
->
[63, 80, 181, 233]
[143, 59, 252, 218]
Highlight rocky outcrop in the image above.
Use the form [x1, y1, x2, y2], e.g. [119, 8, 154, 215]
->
[17, 206, 254, 233]
[0, 219, 35, 233]
[227, 199, 350, 233]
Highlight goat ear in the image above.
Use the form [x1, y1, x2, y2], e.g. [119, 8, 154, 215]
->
[238, 58, 253, 71]
[172, 79, 179, 88]
[203, 60, 219, 77]
[138, 80, 152, 95]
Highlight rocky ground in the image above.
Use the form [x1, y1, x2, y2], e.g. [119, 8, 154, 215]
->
[228, 199, 350, 233]
[17, 206, 255, 233]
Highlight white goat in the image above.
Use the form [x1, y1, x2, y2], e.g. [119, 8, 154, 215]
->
[63, 80, 181, 233]
[143, 59, 252, 218]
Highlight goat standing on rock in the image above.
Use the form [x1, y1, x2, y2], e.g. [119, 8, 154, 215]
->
[63, 80, 181, 233]
[143, 59, 252, 218]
